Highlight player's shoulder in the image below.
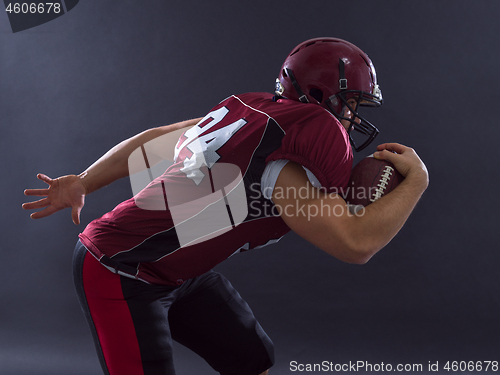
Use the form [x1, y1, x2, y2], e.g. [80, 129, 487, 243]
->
[219, 92, 274, 106]
[220, 92, 345, 139]
[232, 93, 339, 124]
[272, 97, 340, 129]
[277, 100, 346, 141]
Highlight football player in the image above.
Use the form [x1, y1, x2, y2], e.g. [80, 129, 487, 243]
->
[23, 38, 428, 375]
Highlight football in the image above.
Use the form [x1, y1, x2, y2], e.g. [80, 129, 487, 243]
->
[344, 155, 404, 208]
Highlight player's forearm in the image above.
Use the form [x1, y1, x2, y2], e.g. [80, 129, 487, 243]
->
[78, 118, 201, 195]
[348, 171, 428, 262]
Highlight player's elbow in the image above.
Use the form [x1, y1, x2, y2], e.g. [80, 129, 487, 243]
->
[307, 222, 380, 264]
[349, 236, 384, 264]
[348, 250, 374, 265]
[324, 236, 379, 265]
[341, 245, 376, 265]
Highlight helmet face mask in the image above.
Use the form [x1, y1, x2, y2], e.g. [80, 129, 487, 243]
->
[275, 38, 383, 152]
[326, 90, 381, 152]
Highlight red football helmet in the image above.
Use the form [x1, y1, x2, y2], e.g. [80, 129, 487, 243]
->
[275, 37, 383, 151]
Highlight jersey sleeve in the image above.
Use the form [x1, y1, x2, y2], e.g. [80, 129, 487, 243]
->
[261, 159, 323, 200]
[266, 110, 353, 191]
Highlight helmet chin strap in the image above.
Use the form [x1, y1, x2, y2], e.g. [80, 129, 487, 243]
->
[340, 103, 356, 135]
[338, 58, 348, 90]
[337, 60, 379, 152]
[285, 68, 309, 103]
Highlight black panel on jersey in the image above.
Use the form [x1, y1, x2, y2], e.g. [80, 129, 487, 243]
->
[111, 225, 180, 264]
[243, 117, 285, 221]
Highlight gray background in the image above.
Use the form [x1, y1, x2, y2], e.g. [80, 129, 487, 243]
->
[1, 1, 499, 374]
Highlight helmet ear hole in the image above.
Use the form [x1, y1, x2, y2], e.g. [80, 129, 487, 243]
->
[282, 69, 288, 78]
[309, 88, 323, 103]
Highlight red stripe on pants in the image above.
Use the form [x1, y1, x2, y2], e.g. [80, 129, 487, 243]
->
[83, 253, 145, 375]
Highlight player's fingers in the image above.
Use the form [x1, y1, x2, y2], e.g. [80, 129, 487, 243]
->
[29, 206, 58, 220]
[376, 143, 406, 154]
[24, 174, 54, 196]
[23, 188, 49, 196]
[22, 197, 51, 210]
[376, 143, 390, 151]
[373, 149, 398, 163]
[37, 173, 54, 185]
[71, 205, 81, 225]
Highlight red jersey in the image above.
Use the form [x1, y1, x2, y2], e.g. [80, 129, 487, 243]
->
[79, 93, 353, 285]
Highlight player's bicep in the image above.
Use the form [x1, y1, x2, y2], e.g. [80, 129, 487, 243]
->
[272, 161, 361, 263]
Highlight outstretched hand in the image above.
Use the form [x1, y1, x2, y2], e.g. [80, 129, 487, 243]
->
[22, 173, 87, 225]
